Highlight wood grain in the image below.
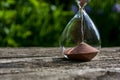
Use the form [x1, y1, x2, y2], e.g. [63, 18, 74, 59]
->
[0, 47, 120, 80]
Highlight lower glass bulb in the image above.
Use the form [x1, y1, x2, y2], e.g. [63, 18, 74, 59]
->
[59, 9, 101, 61]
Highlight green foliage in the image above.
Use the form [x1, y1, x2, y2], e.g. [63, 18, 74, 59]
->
[0, 0, 120, 47]
[0, 0, 73, 47]
[88, 0, 120, 47]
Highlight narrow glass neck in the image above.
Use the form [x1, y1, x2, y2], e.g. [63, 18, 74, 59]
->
[76, 0, 88, 9]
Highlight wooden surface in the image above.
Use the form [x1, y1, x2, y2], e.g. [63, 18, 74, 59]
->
[0, 47, 120, 80]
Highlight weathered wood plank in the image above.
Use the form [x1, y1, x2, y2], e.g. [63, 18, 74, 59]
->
[0, 48, 61, 58]
[0, 47, 119, 80]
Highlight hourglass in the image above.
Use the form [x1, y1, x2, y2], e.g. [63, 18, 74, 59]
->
[60, 0, 101, 61]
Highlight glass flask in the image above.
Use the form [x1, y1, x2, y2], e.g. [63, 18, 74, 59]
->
[59, 0, 101, 61]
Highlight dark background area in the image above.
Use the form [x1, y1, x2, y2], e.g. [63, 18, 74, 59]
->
[0, 0, 120, 47]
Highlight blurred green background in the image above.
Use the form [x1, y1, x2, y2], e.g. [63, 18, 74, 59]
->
[0, 0, 120, 47]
